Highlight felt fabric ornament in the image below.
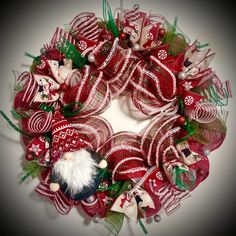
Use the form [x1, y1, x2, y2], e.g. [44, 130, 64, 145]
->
[75, 36, 98, 56]
[26, 136, 50, 166]
[123, 5, 165, 50]
[181, 40, 215, 78]
[110, 188, 155, 221]
[33, 75, 60, 103]
[176, 140, 202, 166]
[162, 159, 195, 191]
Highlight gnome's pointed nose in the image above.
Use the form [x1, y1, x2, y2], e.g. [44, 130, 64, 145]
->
[63, 152, 74, 160]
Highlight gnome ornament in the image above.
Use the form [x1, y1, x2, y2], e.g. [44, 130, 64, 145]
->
[49, 111, 107, 200]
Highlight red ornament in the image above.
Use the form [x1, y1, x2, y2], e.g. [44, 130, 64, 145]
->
[176, 116, 186, 126]
[158, 28, 165, 38]
[25, 153, 34, 161]
[119, 32, 128, 40]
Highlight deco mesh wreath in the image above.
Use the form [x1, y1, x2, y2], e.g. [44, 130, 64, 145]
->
[0, 1, 232, 235]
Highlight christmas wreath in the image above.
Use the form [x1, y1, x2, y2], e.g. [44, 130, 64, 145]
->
[0, 0, 231, 235]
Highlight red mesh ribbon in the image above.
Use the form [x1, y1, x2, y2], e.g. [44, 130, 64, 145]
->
[130, 56, 177, 116]
[14, 72, 38, 111]
[141, 115, 180, 166]
[99, 132, 148, 182]
[91, 38, 140, 97]
[62, 66, 111, 117]
[35, 169, 75, 215]
[69, 115, 114, 151]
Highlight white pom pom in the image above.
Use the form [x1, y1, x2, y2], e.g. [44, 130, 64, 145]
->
[133, 43, 140, 51]
[86, 195, 96, 203]
[50, 183, 60, 192]
[178, 71, 187, 80]
[203, 148, 210, 156]
[40, 47, 46, 54]
[98, 159, 107, 169]
[93, 216, 100, 223]
[88, 54, 95, 62]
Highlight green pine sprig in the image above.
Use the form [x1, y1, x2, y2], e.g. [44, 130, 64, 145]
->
[20, 161, 44, 183]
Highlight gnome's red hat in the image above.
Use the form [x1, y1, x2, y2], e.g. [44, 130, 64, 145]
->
[51, 111, 88, 163]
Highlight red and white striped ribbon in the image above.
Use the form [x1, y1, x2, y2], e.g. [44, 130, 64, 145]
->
[141, 114, 179, 166]
[17, 72, 37, 104]
[27, 110, 52, 133]
[46, 27, 76, 49]
[35, 173, 54, 199]
[99, 132, 147, 182]
[69, 115, 114, 151]
[189, 102, 217, 123]
[62, 66, 112, 117]
[155, 184, 190, 215]
[70, 12, 99, 42]
[35, 171, 74, 215]
[124, 4, 140, 22]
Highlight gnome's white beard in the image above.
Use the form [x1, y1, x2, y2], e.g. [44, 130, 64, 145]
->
[53, 149, 98, 196]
